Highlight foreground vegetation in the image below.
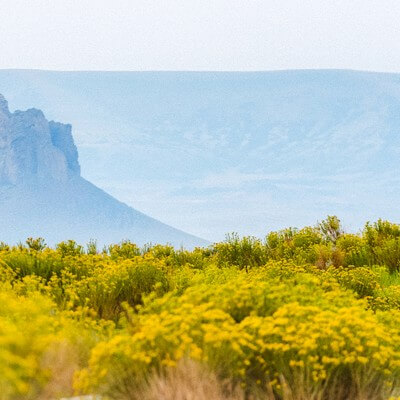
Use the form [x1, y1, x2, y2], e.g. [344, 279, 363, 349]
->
[2, 217, 400, 399]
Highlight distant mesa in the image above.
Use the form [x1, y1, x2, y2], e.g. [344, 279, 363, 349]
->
[0, 94, 80, 185]
[0, 93, 207, 247]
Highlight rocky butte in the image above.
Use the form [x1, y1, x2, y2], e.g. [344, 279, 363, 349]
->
[0, 94, 207, 247]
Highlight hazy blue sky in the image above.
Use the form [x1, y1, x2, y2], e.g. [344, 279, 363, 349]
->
[1, 0, 400, 72]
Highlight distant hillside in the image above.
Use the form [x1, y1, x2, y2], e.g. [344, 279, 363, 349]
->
[0, 93, 208, 247]
[1, 70, 399, 239]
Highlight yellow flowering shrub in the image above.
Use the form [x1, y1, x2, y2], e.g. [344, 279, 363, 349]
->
[327, 265, 380, 298]
[241, 303, 400, 398]
[0, 284, 109, 400]
[75, 301, 253, 398]
[2, 219, 400, 399]
[58, 256, 170, 320]
[76, 265, 400, 399]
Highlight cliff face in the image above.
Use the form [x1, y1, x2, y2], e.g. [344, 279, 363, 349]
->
[0, 94, 80, 185]
[0, 93, 206, 247]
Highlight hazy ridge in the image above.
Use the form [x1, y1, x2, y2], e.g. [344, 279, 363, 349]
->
[1, 69, 399, 239]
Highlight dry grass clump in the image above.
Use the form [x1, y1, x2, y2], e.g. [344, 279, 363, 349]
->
[140, 359, 245, 400]
[39, 341, 79, 400]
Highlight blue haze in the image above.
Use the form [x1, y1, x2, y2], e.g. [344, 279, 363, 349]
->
[1, 69, 399, 241]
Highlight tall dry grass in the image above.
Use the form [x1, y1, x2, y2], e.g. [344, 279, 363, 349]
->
[137, 359, 245, 400]
[39, 342, 79, 400]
